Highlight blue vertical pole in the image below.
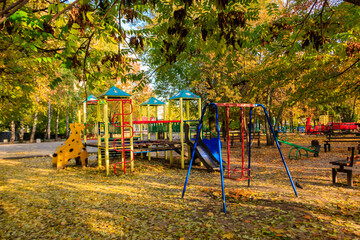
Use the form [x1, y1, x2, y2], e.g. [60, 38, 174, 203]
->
[182, 107, 206, 198]
[213, 103, 226, 213]
[248, 107, 253, 187]
[181, 103, 227, 213]
[256, 104, 298, 197]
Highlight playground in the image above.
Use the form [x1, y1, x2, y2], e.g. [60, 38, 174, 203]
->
[1, 133, 359, 239]
[2, 0, 360, 238]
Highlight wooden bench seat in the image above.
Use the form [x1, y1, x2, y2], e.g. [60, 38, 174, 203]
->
[330, 147, 360, 187]
[324, 134, 360, 152]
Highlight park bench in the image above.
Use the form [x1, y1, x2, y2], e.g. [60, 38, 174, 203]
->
[330, 147, 360, 187]
[324, 132, 360, 152]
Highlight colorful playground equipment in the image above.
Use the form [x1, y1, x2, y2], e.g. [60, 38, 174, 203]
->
[139, 97, 165, 160]
[52, 123, 88, 170]
[71, 86, 202, 176]
[184, 124, 223, 170]
[306, 117, 358, 134]
[182, 103, 298, 213]
[278, 139, 320, 159]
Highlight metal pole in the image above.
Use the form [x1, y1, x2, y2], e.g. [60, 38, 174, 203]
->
[256, 104, 298, 197]
[226, 106, 230, 179]
[121, 100, 125, 172]
[121, 100, 125, 173]
[140, 106, 143, 158]
[83, 101, 87, 143]
[182, 103, 226, 213]
[156, 105, 159, 158]
[198, 98, 203, 167]
[186, 101, 190, 162]
[77, 107, 81, 124]
[97, 101, 102, 169]
[248, 107, 253, 187]
[130, 98, 134, 172]
[214, 103, 226, 213]
[164, 104, 168, 160]
[241, 108, 244, 179]
[104, 97, 109, 176]
[180, 98, 184, 169]
[169, 101, 173, 166]
[148, 104, 151, 161]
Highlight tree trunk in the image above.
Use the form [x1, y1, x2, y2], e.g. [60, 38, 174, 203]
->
[19, 121, 24, 143]
[73, 105, 77, 124]
[222, 119, 226, 142]
[10, 121, 16, 143]
[55, 109, 59, 140]
[265, 87, 275, 146]
[66, 100, 70, 138]
[274, 103, 285, 131]
[46, 100, 52, 140]
[30, 112, 38, 143]
[351, 97, 357, 121]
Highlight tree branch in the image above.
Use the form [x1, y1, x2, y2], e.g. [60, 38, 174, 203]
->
[35, 46, 65, 52]
[102, 0, 119, 20]
[326, 58, 360, 81]
[289, 0, 318, 47]
[0, 0, 29, 25]
[1, 0, 7, 14]
[344, 0, 360, 6]
[82, 32, 95, 80]
[0, 0, 26, 16]
[48, 0, 80, 23]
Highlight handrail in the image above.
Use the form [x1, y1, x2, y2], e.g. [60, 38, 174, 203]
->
[201, 126, 217, 138]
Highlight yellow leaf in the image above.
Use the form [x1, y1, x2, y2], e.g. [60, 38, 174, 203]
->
[222, 233, 234, 239]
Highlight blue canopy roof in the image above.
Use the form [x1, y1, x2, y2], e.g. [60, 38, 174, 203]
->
[84, 95, 97, 103]
[169, 90, 200, 100]
[99, 86, 131, 99]
[140, 97, 166, 106]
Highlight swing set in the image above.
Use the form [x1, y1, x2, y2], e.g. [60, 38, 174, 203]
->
[182, 103, 298, 213]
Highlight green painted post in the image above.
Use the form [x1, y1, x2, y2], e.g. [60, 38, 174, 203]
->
[104, 97, 109, 176]
[180, 98, 184, 169]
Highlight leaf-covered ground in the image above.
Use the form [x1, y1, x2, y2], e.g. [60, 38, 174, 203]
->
[1, 134, 359, 239]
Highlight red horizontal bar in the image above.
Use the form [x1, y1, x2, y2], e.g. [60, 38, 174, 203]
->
[131, 120, 181, 124]
[106, 99, 132, 102]
[216, 103, 256, 108]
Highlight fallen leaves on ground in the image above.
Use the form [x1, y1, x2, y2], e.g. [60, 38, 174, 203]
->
[0, 134, 359, 239]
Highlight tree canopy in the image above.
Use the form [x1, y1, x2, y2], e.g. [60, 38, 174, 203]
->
[1, 0, 360, 137]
